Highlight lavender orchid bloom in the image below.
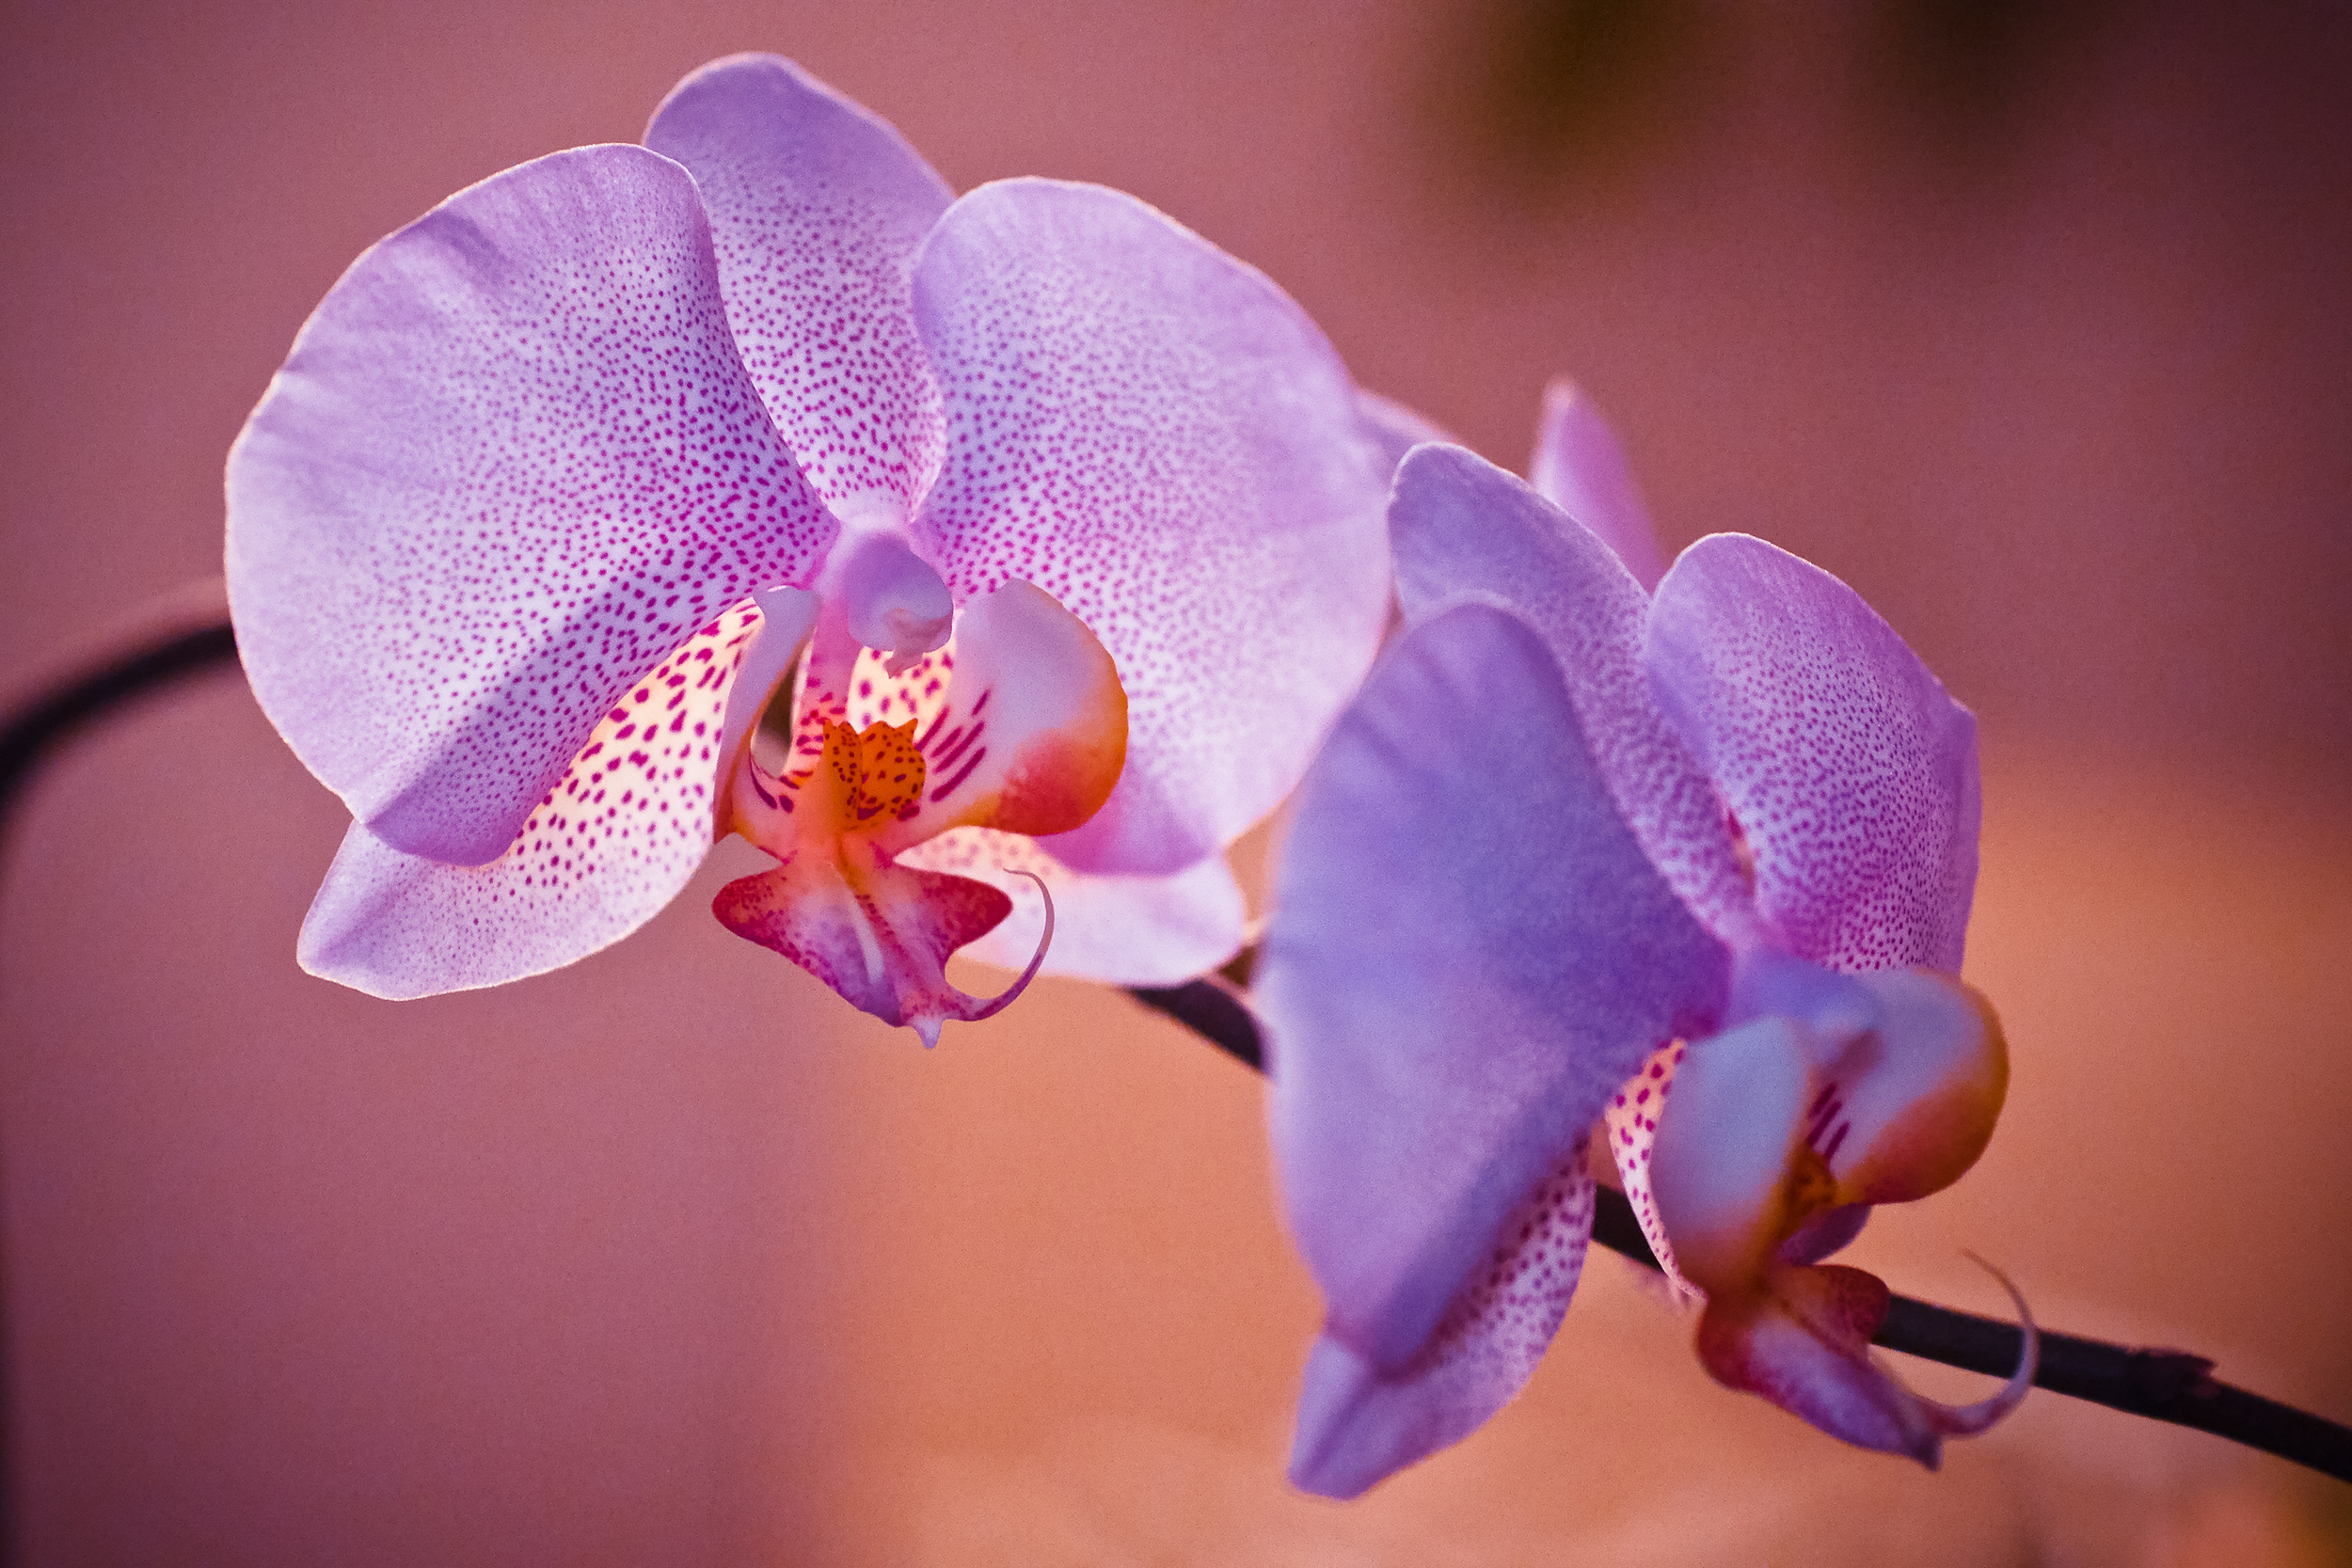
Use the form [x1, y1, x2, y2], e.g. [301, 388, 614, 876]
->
[1258, 391, 2030, 1497]
[226, 55, 1394, 1043]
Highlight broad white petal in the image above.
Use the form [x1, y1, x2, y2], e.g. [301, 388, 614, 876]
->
[1387, 445, 1759, 948]
[1289, 1151, 1594, 1499]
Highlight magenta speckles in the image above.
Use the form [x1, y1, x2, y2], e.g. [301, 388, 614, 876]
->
[911, 180, 1391, 877]
[297, 603, 767, 997]
[1287, 1143, 1597, 1501]
[1645, 538, 1980, 974]
[232, 54, 1393, 1008]
[1261, 402, 1991, 1497]
[230, 147, 835, 871]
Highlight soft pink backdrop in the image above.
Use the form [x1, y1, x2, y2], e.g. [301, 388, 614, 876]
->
[3, 1, 2346, 1562]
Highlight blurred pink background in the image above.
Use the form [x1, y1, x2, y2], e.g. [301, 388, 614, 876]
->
[3, 0, 2347, 1562]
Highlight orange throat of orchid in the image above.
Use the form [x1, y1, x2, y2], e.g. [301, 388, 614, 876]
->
[708, 576, 1127, 1047]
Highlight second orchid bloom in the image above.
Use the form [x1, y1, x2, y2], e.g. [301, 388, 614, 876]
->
[1259, 387, 2031, 1497]
[227, 55, 1395, 1041]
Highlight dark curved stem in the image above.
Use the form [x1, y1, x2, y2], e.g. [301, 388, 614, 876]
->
[1130, 976, 2352, 1484]
[0, 621, 240, 840]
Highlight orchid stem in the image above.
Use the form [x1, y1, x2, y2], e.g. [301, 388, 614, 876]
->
[1128, 975, 2352, 1486]
[5, 612, 2347, 1493]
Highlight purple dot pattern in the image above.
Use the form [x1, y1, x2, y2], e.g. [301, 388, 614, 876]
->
[1270, 426, 1985, 1492]
[911, 180, 1392, 876]
[239, 61, 1397, 1006]
[1604, 1039, 1701, 1302]
[645, 55, 954, 513]
[1396, 1144, 1596, 1393]
[1387, 446, 1761, 951]
[228, 145, 835, 867]
[1290, 1143, 1597, 1493]
[297, 603, 766, 997]
[1645, 534, 1980, 974]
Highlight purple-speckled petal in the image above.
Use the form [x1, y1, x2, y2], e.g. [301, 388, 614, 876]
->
[1645, 535, 1980, 973]
[910, 179, 1391, 877]
[1289, 1144, 1595, 1499]
[644, 55, 953, 515]
[1387, 445, 1758, 948]
[228, 145, 834, 867]
[299, 601, 771, 996]
[895, 828, 1246, 984]
[1527, 378, 1669, 592]
[1260, 601, 1727, 1378]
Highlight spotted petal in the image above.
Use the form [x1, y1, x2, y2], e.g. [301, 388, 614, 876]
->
[644, 54, 953, 515]
[1289, 1145, 1595, 1499]
[1387, 445, 1757, 948]
[300, 600, 788, 996]
[910, 179, 1391, 877]
[1261, 601, 1727, 1397]
[1645, 535, 1980, 972]
[228, 145, 834, 867]
[1528, 379, 1669, 593]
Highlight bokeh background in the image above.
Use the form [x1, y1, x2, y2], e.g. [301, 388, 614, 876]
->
[4, 0, 2348, 1562]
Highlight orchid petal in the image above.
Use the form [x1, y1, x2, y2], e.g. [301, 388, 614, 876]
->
[896, 829, 1246, 985]
[1260, 601, 1727, 1374]
[873, 579, 1127, 852]
[1527, 378, 1670, 592]
[1386, 445, 1759, 949]
[300, 603, 768, 996]
[1647, 1015, 1820, 1297]
[228, 145, 834, 867]
[1646, 535, 1981, 972]
[1289, 1148, 1596, 1499]
[1601, 1040, 1701, 1303]
[1780, 1203, 1872, 1265]
[644, 54, 953, 513]
[910, 179, 1391, 876]
[1813, 969, 2009, 1208]
[1696, 1264, 1933, 1463]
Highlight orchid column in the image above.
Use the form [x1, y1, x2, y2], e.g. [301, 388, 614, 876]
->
[227, 55, 1395, 1043]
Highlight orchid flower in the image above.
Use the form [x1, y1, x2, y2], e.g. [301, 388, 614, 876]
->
[1257, 388, 2032, 1497]
[226, 55, 1393, 1043]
